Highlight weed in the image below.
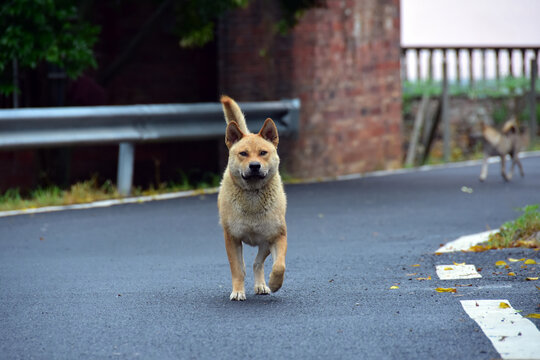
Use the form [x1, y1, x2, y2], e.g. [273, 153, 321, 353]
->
[470, 205, 540, 251]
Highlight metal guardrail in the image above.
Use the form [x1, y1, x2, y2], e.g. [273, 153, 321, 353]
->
[0, 99, 301, 195]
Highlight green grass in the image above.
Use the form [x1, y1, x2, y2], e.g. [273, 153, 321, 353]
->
[470, 205, 540, 251]
[0, 172, 221, 212]
[403, 76, 540, 100]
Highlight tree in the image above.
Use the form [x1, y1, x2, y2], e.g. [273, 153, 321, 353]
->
[176, 0, 326, 47]
[0, 0, 99, 96]
[0, 0, 325, 97]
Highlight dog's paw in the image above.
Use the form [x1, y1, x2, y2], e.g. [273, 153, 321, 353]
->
[230, 291, 246, 301]
[269, 265, 285, 293]
[254, 283, 271, 295]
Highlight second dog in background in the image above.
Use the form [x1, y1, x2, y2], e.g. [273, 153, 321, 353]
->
[479, 118, 524, 182]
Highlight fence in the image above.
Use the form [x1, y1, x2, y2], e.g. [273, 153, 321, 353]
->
[401, 46, 540, 84]
[0, 100, 300, 195]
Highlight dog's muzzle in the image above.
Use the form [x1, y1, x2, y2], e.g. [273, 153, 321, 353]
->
[241, 162, 267, 180]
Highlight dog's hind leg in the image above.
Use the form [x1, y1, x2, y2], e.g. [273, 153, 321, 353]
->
[224, 231, 246, 301]
[513, 154, 525, 177]
[269, 235, 287, 293]
[500, 155, 509, 182]
[479, 155, 489, 182]
[253, 245, 271, 295]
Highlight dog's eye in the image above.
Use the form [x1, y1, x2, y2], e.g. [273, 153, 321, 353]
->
[259, 151, 267, 156]
[239, 151, 248, 157]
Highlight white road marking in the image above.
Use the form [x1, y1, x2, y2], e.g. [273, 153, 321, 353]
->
[436, 230, 499, 253]
[461, 300, 540, 360]
[436, 264, 482, 280]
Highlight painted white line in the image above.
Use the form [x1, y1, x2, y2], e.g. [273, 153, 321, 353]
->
[435, 264, 482, 280]
[0, 187, 218, 218]
[436, 230, 499, 253]
[461, 300, 540, 360]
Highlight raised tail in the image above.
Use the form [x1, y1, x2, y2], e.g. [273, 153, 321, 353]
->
[220, 95, 250, 134]
[501, 118, 518, 134]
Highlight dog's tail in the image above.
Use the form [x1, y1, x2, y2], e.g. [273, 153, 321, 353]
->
[501, 117, 518, 134]
[220, 95, 250, 134]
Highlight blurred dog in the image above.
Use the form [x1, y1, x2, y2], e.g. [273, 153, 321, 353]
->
[218, 96, 287, 301]
[479, 118, 524, 182]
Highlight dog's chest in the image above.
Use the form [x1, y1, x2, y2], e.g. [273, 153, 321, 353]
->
[228, 192, 282, 246]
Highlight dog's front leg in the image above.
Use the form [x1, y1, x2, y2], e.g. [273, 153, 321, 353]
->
[479, 155, 489, 182]
[269, 234, 287, 293]
[224, 231, 246, 301]
[253, 245, 271, 295]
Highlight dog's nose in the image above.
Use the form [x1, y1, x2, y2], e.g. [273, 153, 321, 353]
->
[249, 162, 261, 172]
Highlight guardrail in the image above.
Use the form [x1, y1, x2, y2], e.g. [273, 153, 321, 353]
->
[0, 99, 301, 195]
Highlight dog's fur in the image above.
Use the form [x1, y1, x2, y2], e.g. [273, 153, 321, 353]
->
[218, 96, 287, 301]
[479, 118, 524, 182]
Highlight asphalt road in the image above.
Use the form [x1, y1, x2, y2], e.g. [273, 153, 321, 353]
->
[1, 156, 539, 359]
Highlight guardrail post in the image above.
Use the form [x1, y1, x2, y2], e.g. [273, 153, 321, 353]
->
[531, 57, 538, 145]
[117, 142, 135, 196]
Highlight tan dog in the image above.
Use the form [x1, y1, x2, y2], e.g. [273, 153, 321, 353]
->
[218, 96, 287, 301]
[479, 118, 524, 182]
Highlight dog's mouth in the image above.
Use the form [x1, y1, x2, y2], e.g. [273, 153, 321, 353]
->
[241, 172, 267, 181]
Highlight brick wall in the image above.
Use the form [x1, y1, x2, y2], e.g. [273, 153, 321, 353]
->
[219, 0, 403, 178]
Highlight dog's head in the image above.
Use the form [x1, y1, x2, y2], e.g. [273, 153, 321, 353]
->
[225, 118, 280, 189]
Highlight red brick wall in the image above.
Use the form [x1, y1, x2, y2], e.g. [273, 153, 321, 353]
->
[219, 0, 403, 178]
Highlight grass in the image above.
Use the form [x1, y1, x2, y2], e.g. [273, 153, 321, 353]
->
[0, 173, 221, 212]
[402, 76, 540, 100]
[470, 205, 540, 251]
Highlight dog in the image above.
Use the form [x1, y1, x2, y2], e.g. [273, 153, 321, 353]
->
[479, 118, 524, 182]
[218, 96, 287, 301]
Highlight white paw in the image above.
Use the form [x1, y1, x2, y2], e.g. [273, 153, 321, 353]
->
[230, 291, 246, 301]
[254, 284, 271, 295]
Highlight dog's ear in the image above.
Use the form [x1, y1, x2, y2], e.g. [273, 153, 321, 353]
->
[258, 118, 279, 147]
[225, 121, 244, 148]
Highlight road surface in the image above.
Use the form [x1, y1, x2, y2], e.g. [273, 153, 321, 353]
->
[1, 156, 539, 359]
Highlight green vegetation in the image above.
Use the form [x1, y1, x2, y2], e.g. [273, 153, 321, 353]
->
[470, 205, 540, 251]
[0, 0, 100, 95]
[402, 76, 540, 101]
[0, 172, 221, 212]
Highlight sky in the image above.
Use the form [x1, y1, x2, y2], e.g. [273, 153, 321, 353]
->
[401, 0, 540, 46]
[400, 0, 540, 81]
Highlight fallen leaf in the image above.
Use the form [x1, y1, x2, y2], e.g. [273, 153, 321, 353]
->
[524, 259, 537, 265]
[508, 272, 516, 276]
[444, 267, 454, 271]
[499, 302, 510, 309]
[536, 286, 540, 290]
[525, 313, 540, 319]
[411, 264, 420, 267]
[453, 262, 465, 266]
[416, 276, 431, 281]
[526, 277, 539, 281]
[390, 286, 399, 290]
[406, 273, 418, 276]
[508, 258, 525, 262]
[495, 260, 507, 267]
[435, 287, 457, 293]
